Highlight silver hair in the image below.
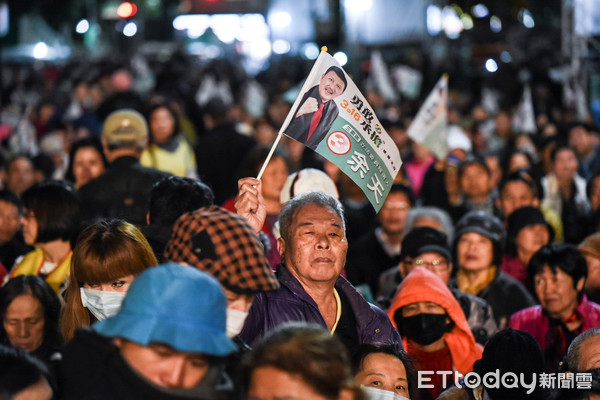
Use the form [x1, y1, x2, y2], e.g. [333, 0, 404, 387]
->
[567, 327, 600, 371]
[278, 191, 345, 244]
[403, 206, 455, 245]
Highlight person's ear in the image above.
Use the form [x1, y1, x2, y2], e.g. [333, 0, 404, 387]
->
[277, 237, 286, 259]
[146, 212, 151, 225]
[337, 387, 357, 400]
[398, 262, 407, 279]
[576, 277, 585, 293]
[112, 337, 123, 348]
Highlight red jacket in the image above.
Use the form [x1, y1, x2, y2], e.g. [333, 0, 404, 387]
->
[508, 295, 600, 351]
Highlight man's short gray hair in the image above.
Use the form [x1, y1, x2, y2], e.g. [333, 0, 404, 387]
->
[567, 327, 600, 371]
[403, 206, 455, 245]
[278, 192, 345, 244]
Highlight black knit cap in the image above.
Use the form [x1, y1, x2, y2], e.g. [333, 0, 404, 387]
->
[473, 329, 547, 400]
[400, 227, 451, 261]
[507, 206, 555, 242]
[454, 210, 505, 267]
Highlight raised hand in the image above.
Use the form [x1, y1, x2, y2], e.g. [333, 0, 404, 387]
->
[234, 177, 266, 234]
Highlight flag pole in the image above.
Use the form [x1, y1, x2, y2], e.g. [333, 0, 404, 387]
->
[256, 130, 284, 180]
[256, 46, 329, 180]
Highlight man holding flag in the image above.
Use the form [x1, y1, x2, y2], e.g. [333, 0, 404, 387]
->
[285, 66, 348, 150]
[231, 50, 402, 348]
[234, 186, 401, 349]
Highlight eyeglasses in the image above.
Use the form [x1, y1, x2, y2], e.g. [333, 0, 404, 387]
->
[407, 258, 449, 272]
[381, 201, 409, 211]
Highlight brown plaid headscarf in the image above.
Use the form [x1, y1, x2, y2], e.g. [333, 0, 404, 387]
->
[164, 205, 279, 294]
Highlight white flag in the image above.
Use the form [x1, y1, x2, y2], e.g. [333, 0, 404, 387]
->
[407, 74, 448, 160]
[512, 84, 536, 134]
[575, 81, 590, 122]
[392, 65, 422, 100]
[369, 50, 398, 104]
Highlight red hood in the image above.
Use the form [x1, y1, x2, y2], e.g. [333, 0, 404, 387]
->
[387, 267, 482, 374]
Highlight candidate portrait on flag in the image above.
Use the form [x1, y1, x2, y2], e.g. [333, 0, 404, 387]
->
[263, 51, 402, 212]
[284, 66, 348, 150]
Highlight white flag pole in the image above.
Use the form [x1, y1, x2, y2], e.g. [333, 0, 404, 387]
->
[256, 130, 284, 180]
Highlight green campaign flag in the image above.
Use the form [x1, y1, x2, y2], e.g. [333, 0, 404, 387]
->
[280, 51, 402, 212]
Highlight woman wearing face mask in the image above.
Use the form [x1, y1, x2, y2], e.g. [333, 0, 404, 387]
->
[61, 219, 157, 341]
[352, 343, 417, 400]
[387, 267, 482, 400]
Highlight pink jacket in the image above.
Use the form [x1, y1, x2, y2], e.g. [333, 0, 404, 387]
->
[508, 295, 600, 350]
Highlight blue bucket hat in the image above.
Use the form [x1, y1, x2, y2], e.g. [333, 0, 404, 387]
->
[94, 262, 236, 356]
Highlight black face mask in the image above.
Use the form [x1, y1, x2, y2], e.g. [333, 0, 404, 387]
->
[397, 312, 450, 346]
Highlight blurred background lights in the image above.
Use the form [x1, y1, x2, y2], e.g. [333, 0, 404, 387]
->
[461, 14, 474, 30]
[33, 42, 48, 59]
[301, 43, 319, 60]
[426, 5, 442, 35]
[442, 6, 463, 39]
[237, 14, 268, 42]
[344, 0, 373, 14]
[472, 4, 489, 18]
[117, 2, 137, 18]
[172, 15, 209, 39]
[75, 19, 89, 34]
[490, 15, 502, 32]
[123, 21, 137, 37]
[485, 58, 498, 72]
[272, 39, 290, 54]
[210, 15, 241, 43]
[500, 51, 512, 63]
[520, 9, 535, 28]
[333, 51, 348, 66]
[242, 38, 271, 60]
[269, 11, 291, 29]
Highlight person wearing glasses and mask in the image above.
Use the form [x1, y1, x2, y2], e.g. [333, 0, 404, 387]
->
[398, 226, 498, 345]
[388, 267, 482, 399]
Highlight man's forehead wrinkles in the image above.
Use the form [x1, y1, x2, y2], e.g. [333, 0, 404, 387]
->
[295, 219, 342, 228]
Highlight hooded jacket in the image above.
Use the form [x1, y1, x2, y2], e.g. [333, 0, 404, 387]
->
[387, 267, 483, 375]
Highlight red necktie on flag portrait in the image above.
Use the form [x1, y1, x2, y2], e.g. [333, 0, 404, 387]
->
[306, 103, 325, 142]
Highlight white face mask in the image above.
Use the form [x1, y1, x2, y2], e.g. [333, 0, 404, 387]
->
[226, 308, 248, 338]
[80, 287, 127, 321]
[360, 385, 410, 400]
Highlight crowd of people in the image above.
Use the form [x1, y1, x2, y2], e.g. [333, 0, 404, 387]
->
[1, 55, 600, 400]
